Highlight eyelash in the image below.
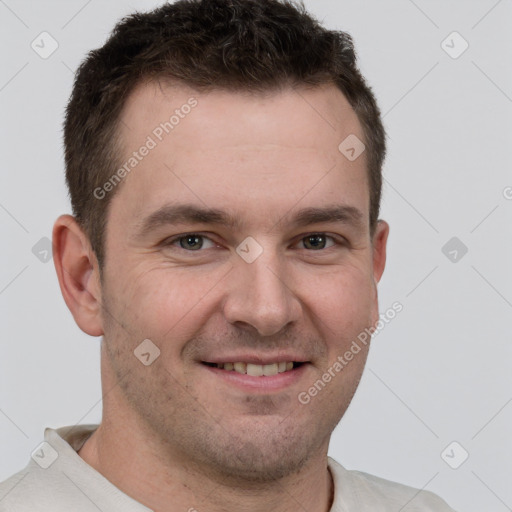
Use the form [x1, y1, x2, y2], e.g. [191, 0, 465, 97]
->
[162, 232, 346, 252]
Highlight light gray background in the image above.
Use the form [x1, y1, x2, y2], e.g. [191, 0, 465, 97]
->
[1, 1, 511, 511]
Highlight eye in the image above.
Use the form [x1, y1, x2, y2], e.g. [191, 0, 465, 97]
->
[299, 233, 337, 250]
[167, 233, 217, 251]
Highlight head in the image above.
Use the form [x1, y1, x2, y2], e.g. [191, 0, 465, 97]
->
[63, 0, 385, 268]
[54, 0, 389, 483]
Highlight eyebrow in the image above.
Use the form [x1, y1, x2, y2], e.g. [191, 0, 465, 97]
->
[135, 203, 366, 238]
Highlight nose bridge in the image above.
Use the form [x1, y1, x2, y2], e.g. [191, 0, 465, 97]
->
[223, 242, 299, 336]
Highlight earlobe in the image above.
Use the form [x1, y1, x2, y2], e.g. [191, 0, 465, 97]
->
[372, 220, 389, 284]
[52, 215, 104, 337]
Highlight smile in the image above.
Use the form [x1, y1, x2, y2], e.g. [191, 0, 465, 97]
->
[202, 361, 304, 376]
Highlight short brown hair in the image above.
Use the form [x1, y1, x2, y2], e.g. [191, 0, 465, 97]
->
[64, 0, 386, 266]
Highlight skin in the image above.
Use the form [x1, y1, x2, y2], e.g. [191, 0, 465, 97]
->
[53, 81, 389, 512]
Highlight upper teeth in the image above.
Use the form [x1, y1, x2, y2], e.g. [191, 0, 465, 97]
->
[215, 362, 294, 376]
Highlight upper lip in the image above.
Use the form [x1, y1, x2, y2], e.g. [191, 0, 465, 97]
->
[201, 354, 310, 365]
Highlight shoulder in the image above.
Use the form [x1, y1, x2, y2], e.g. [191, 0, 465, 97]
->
[0, 424, 107, 512]
[0, 464, 58, 512]
[328, 457, 458, 511]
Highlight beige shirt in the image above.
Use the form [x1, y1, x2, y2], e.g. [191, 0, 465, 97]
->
[0, 425, 457, 511]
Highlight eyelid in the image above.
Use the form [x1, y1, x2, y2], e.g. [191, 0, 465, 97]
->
[162, 232, 219, 250]
[292, 232, 347, 248]
[161, 231, 348, 251]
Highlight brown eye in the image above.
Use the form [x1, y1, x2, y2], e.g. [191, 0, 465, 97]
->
[302, 234, 333, 250]
[179, 234, 204, 250]
[163, 233, 218, 253]
[170, 233, 215, 251]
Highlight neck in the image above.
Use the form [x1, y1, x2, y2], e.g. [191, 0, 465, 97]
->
[78, 416, 334, 512]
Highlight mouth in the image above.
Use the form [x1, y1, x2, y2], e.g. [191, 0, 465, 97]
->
[200, 360, 309, 393]
[201, 361, 305, 376]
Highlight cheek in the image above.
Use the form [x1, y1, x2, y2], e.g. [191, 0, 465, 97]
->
[304, 264, 374, 333]
[107, 263, 227, 341]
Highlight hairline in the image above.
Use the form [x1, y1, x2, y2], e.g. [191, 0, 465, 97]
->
[92, 77, 378, 270]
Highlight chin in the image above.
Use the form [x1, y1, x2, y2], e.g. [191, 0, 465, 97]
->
[185, 418, 325, 484]
[209, 443, 310, 483]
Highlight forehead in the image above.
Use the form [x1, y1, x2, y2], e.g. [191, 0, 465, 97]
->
[120, 80, 362, 151]
[111, 80, 369, 232]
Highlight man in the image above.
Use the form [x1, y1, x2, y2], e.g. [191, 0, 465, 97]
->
[0, 0, 457, 510]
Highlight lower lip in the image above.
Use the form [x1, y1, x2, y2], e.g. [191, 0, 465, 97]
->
[202, 364, 309, 393]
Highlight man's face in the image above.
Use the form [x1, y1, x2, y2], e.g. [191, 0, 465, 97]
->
[98, 82, 387, 481]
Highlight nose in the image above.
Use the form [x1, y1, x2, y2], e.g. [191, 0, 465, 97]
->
[222, 249, 301, 337]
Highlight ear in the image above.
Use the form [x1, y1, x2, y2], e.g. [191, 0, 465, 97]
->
[369, 220, 389, 327]
[372, 220, 389, 284]
[52, 215, 104, 337]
